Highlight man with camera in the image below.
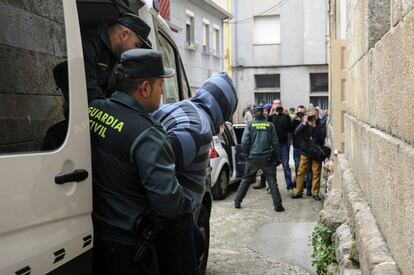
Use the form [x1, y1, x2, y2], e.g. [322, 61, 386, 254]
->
[269, 99, 294, 191]
[291, 105, 313, 195]
[291, 106, 306, 163]
[292, 107, 305, 173]
[291, 109, 327, 201]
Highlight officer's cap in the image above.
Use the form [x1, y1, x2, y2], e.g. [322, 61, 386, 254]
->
[252, 106, 263, 113]
[117, 49, 175, 79]
[117, 13, 152, 48]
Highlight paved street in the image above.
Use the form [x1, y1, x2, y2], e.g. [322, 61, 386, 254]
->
[206, 168, 323, 275]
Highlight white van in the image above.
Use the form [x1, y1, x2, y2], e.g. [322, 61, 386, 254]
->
[0, 0, 212, 274]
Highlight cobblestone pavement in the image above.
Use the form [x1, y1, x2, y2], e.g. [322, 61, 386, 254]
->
[206, 169, 323, 275]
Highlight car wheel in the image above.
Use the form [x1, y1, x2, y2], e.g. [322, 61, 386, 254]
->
[211, 169, 228, 200]
[197, 204, 210, 275]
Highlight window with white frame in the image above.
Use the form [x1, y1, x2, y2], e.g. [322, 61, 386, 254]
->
[157, 33, 179, 103]
[212, 25, 220, 55]
[254, 15, 280, 44]
[185, 10, 194, 45]
[202, 19, 210, 53]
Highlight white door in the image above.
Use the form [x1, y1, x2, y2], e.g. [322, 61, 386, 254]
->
[0, 0, 93, 274]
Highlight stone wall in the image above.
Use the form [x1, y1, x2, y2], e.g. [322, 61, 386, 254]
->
[342, 0, 414, 273]
[0, 0, 66, 152]
[337, 154, 400, 274]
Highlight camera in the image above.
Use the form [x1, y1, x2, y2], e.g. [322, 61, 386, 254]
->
[275, 106, 284, 113]
[307, 115, 315, 122]
[296, 112, 304, 117]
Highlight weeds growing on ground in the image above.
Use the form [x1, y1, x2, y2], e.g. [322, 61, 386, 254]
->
[310, 224, 337, 275]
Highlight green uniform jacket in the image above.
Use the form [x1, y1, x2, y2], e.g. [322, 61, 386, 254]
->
[89, 91, 191, 245]
[241, 118, 280, 161]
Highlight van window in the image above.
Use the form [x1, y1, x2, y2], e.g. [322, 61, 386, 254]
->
[0, 1, 68, 154]
[179, 59, 191, 99]
[157, 33, 179, 103]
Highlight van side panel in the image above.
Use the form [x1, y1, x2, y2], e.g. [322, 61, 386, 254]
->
[0, 0, 93, 273]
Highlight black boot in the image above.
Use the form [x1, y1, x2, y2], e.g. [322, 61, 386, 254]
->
[275, 205, 285, 212]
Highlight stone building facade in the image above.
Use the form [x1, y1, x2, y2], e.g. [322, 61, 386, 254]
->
[326, 0, 414, 274]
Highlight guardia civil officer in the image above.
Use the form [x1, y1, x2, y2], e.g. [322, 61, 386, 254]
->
[89, 49, 191, 275]
[234, 106, 285, 212]
[82, 13, 151, 101]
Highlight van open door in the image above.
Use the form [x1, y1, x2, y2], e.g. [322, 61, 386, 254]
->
[0, 1, 93, 274]
[227, 123, 247, 178]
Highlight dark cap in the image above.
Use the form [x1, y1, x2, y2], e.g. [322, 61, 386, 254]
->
[252, 106, 263, 113]
[117, 13, 152, 48]
[117, 49, 175, 79]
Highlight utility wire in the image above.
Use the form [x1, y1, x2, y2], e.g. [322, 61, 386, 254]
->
[228, 0, 290, 24]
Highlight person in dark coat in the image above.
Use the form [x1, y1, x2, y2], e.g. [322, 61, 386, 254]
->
[82, 13, 151, 101]
[89, 49, 191, 275]
[234, 107, 285, 212]
[269, 99, 294, 191]
[291, 109, 327, 201]
[291, 105, 312, 195]
[42, 61, 69, 151]
[252, 103, 273, 190]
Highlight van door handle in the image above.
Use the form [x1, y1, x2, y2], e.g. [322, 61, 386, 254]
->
[55, 169, 89, 185]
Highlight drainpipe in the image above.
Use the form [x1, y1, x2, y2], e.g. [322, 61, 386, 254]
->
[232, 0, 240, 122]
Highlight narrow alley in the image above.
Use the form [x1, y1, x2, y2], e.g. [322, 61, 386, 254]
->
[207, 169, 323, 275]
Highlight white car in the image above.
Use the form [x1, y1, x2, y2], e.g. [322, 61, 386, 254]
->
[209, 122, 246, 200]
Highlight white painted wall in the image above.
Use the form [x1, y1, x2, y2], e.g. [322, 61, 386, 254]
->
[303, 0, 327, 64]
[280, 0, 303, 65]
[233, 0, 328, 122]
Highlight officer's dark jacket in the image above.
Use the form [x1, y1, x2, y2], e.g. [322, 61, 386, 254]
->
[82, 25, 118, 102]
[268, 113, 292, 144]
[291, 119, 302, 148]
[241, 118, 280, 160]
[89, 91, 191, 245]
[294, 119, 327, 156]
